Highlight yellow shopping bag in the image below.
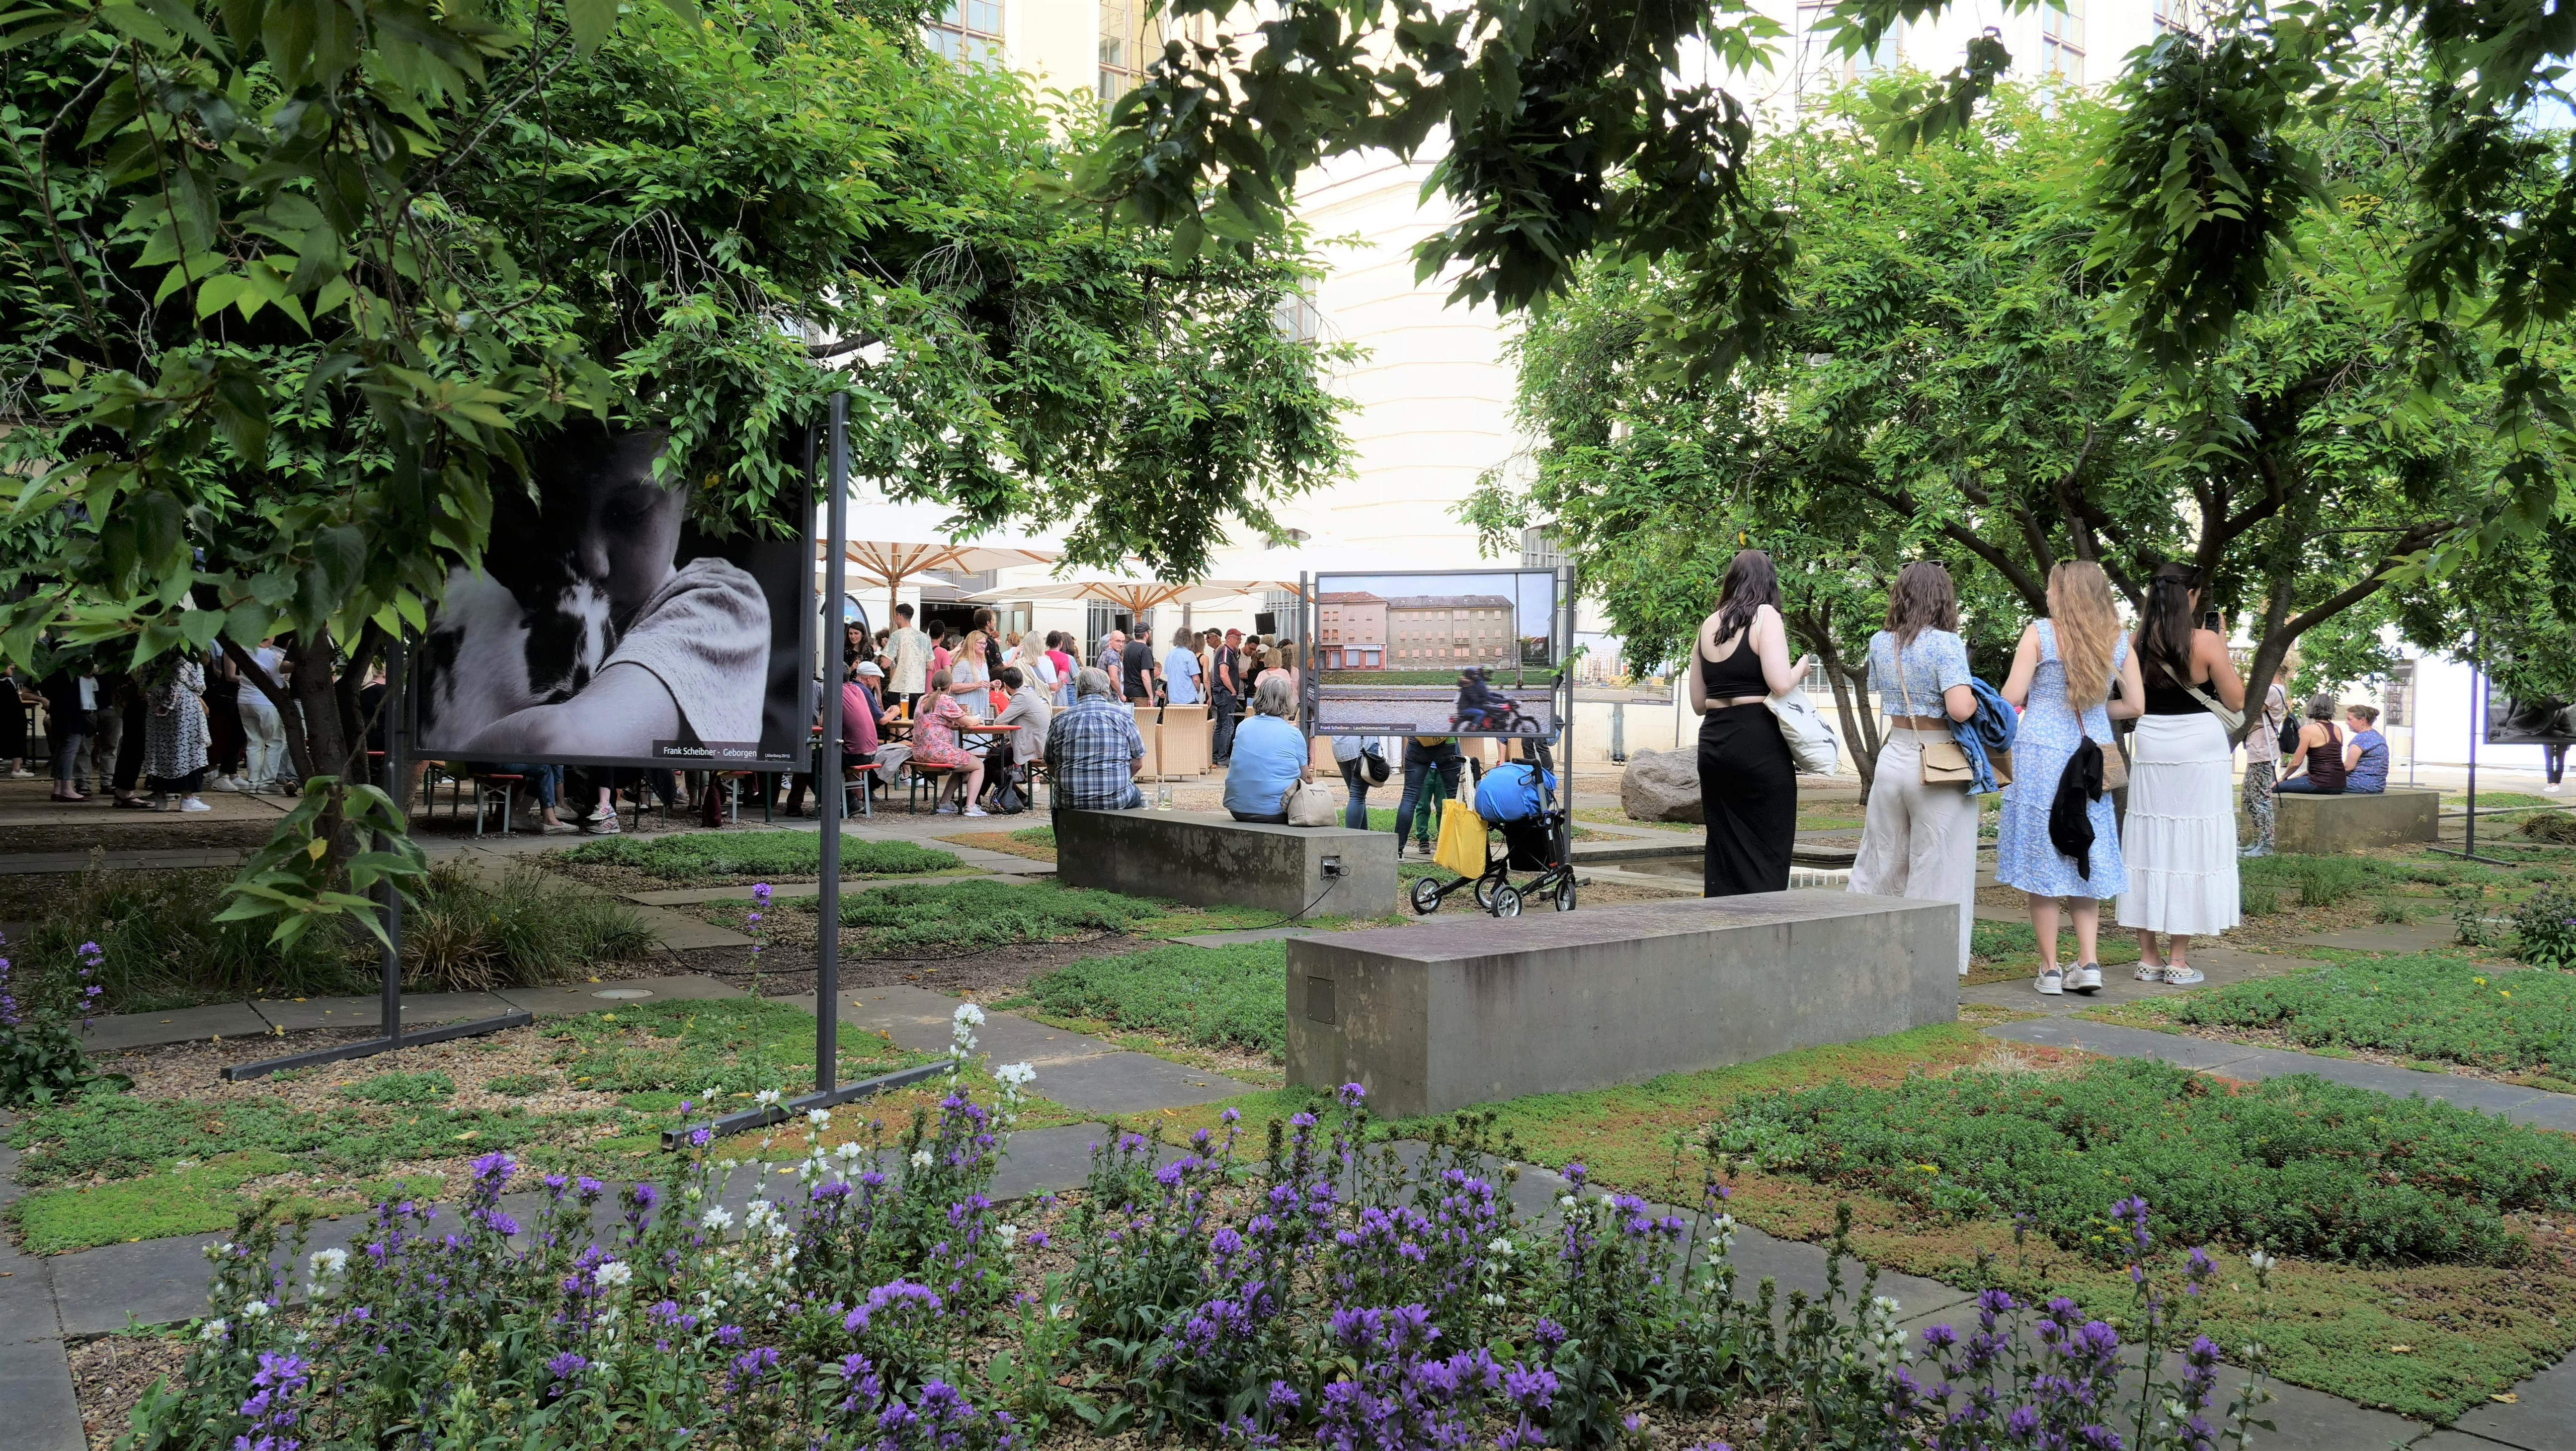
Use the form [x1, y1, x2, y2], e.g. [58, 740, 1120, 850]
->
[1433, 786, 1489, 878]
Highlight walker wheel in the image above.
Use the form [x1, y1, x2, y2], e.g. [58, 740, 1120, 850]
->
[1553, 879, 1577, 912]
[1488, 884, 1523, 918]
[1473, 875, 1499, 910]
[1410, 877, 1445, 915]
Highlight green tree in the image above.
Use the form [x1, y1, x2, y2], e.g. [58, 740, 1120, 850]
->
[0, 0, 1346, 944]
[1467, 83, 2552, 778]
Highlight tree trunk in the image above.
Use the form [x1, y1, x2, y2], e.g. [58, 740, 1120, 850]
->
[225, 622, 389, 877]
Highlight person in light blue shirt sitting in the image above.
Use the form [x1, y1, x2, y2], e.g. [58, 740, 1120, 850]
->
[1164, 638, 1202, 706]
[2342, 703, 2389, 794]
[1222, 675, 1312, 823]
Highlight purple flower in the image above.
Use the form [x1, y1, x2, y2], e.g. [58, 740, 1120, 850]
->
[546, 1351, 587, 1380]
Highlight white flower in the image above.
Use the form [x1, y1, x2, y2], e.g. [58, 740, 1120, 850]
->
[1482, 1293, 1507, 1307]
[994, 1223, 1019, 1248]
[952, 1003, 986, 1027]
[806, 1107, 831, 1129]
[754, 1089, 783, 1107]
[593, 1260, 633, 1289]
[703, 1206, 736, 1232]
[743, 1200, 779, 1231]
[1486, 1237, 1513, 1257]
[309, 1248, 348, 1278]
[909, 1148, 933, 1170]
[1557, 1195, 1577, 1209]
[835, 1141, 865, 1164]
[199, 1319, 228, 1342]
[241, 1299, 271, 1319]
[993, 1061, 1036, 1089]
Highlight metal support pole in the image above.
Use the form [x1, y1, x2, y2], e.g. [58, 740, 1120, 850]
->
[817, 393, 849, 1093]
[382, 634, 405, 1041]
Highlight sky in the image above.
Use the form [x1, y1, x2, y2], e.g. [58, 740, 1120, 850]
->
[1313, 570, 1563, 648]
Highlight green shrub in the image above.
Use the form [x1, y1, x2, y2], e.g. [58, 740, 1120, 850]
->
[1020, 942, 1288, 1055]
[404, 863, 657, 991]
[2241, 879, 2282, 916]
[337, 1070, 456, 1104]
[2518, 810, 2576, 844]
[13, 865, 366, 1010]
[559, 832, 959, 882]
[2450, 884, 2515, 948]
[2512, 885, 2576, 971]
[2242, 853, 2379, 910]
[2374, 895, 2425, 924]
[832, 879, 1163, 956]
[2174, 953, 2576, 1072]
[1708, 1056, 2576, 1264]
[0, 1020, 98, 1108]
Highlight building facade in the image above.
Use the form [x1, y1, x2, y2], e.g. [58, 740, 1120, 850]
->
[1314, 592, 1389, 669]
[1386, 595, 1516, 669]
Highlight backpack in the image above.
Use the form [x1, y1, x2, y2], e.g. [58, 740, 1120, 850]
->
[1473, 761, 1555, 823]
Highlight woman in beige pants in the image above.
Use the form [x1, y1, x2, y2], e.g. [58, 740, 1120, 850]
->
[1848, 563, 1982, 975]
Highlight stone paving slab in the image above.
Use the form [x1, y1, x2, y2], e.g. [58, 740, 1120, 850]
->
[251, 990, 514, 1032]
[77, 1000, 268, 1051]
[493, 975, 748, 1015]
[1986, 1018, 2576, 1131]
[1030, 1051, 1246, 1113]
[2449, 1357, 2576, 1451]
[2289, 920, 2463, 953]
[627, 902, 754, 951]
[1965, 946, 2326, 1017]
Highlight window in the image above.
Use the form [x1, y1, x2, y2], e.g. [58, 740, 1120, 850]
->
[2041, 0, 2084, 81]
[1098, 0, 1151, 105]
[925, 0, 1000, 66]
[1274, 293, 1324, 344]
[2152, 0, 2191, 32]
[1521, 527, 1562, 569]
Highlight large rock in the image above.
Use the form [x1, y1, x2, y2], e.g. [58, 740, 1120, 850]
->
[1620, 746, 1702, 824]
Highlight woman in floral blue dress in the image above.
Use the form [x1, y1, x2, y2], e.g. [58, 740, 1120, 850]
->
[1995, 562, 2145, 997]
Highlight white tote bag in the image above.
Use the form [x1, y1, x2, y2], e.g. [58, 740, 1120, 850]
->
[1283, 778, 1339, 827]
[1766, 689, 1842, 776]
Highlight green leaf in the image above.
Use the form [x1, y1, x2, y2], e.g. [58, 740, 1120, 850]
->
[565, 0, 616, 53]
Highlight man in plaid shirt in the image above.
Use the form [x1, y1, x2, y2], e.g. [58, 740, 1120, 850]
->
[1045, 667, 1145, 811]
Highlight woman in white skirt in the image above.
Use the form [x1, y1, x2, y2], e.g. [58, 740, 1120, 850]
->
[1849, 562, 1981, 975]
[2117, 564, 2246, 984]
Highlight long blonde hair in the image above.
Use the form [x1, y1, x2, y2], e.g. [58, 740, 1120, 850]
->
[2046, 561, 2122, 710]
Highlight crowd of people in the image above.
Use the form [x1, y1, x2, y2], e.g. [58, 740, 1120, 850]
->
[3, 639, 300, 811]
[1697, 549, 2402, 996]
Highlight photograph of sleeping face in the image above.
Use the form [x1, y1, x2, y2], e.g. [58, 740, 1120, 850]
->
[414, 423, 812, 768]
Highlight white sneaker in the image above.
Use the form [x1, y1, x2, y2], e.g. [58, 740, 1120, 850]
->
[2547, 783, 2564, 794]
[2135, 964, 2168, 983]
[964, 806, 990, 818]
[2035, 966, 2065, 996]
[541, 820, 580, 835]
[2070, 963, 2103, 994]
[2162, 966, 2205, 986]
[583, 814, 622, 835]
[3, 768, 32, 780]
[933, 803, 959, 814]
[179, 796, 211, 812]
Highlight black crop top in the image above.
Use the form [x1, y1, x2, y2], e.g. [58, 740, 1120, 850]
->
[2140, 658, 2210, 716]
[1701, 633, 1768, 699]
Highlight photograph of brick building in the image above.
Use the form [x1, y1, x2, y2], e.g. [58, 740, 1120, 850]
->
[1315, 591, 1388, 669]
[1386, 594, 1517, 668]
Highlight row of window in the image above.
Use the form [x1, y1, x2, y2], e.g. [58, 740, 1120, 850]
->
[920, 0, 1158, 106]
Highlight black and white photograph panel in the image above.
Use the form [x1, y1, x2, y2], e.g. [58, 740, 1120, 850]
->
[2486, 678, 2576, 745]
[415, 422, 811, 768]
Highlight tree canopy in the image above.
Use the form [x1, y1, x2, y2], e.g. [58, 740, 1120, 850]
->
[1462, 81, 2568, 773]
[1085, 0, 2574, 548]
[0, 0, 1347, 941]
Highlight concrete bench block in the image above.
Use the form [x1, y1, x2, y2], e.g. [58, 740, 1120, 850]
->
[2273, 787, 2439, 855]
[1286, 889, 1956, 1119]
[1056, 809, 1396, 920]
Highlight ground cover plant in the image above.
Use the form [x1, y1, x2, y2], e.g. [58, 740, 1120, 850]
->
[1009, 942, 1290, 1056]
[0, 863, 659, 1019]
[3, 1000, 924, 1254]
[1148, 1025, 2576, 1420]
[116, 1058, 2275, 1451]
[690, 880, 1289, 955]
[2169, 954, 2576, 1077]
[553, 833, 962, 886]
[1707, 1056, 2576, 1266]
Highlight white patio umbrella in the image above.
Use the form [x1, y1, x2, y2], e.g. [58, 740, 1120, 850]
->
[963, 575, 1261, 615]
[818, 501, 1059, 623]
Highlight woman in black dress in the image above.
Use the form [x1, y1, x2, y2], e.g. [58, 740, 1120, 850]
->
[1692, 550, 1815, 896]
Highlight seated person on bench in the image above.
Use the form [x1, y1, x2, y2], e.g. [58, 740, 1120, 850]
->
[1223, 674, 1313, 824]
[1044, 667, 1145, 811]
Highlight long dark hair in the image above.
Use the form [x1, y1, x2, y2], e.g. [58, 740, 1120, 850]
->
[1712, 549, 1779, 648]
[1884, 561, 1958, 647]
[2138, 562, 2198, 687]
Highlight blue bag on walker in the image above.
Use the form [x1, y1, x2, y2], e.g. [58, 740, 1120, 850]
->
[1473, 761, 1555, 823]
